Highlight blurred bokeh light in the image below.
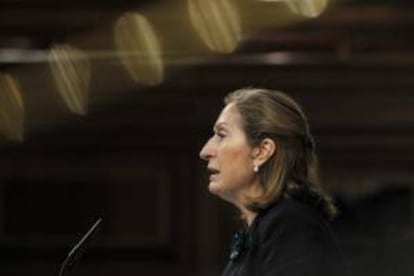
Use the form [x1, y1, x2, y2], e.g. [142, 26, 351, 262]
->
[0, 72, 24, 142]
[286, 0, 328, 18]
[256, 0, 328, 18]
[114, 12, 164, 86]
[48, 44, 91, 115]
[188, 0, 242, 54]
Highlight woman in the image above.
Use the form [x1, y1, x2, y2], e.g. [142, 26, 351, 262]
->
[199, 88, 344, 276]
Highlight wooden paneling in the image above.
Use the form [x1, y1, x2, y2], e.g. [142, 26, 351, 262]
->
[0, 1, 414, 276]
[0, 132, 197, 275]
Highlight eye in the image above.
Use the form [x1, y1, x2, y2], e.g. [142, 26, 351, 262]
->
[216, 131, 226, 139]
[212, 125, 227, 140]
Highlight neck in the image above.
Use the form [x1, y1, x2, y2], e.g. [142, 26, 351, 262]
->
[239, 206, 258, 226]
[238, 180, 263, 226]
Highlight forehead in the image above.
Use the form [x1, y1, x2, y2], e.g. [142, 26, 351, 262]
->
[215, 103, 243, 128]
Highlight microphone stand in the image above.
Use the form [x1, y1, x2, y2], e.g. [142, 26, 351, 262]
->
[58, 218, 103, 276]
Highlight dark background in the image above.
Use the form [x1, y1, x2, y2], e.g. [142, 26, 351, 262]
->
[0, 0, 414, 275]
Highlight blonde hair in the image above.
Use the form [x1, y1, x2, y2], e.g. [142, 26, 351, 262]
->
[225, 88, 337, 219]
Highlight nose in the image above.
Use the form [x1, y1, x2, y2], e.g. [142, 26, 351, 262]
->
[199, 138, 214, 161]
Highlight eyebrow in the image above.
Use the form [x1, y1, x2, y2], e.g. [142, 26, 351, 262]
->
[213, 122, 228, 131]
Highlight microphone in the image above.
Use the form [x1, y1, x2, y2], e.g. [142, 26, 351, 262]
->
[58, 218, 103, 276]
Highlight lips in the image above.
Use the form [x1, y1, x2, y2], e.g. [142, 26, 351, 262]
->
[207, 167, 220, 180]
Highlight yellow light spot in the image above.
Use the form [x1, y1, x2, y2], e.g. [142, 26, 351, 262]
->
[48, 44, 91, 115]
[114, 12, 164, 86]
[0, 73, 25, 142]
[188, 0, 241, 54]
[286, 0, 328, 18]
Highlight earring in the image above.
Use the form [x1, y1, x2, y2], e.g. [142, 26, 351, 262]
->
[254, 164, 259, 173]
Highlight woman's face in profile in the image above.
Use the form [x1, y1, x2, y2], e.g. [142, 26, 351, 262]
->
[199, 103, 258, 205]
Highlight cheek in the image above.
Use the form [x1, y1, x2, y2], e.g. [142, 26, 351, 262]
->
[228, 143, 251, 162]
[222, 146, 253, 175]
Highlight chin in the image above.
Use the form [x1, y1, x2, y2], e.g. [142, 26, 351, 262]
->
[208, 181, 225, 196]
[208, 181, 219, 193]
[208, 182, 234, 204]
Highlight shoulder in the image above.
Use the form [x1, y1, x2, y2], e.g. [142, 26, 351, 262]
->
[257, 198, 332, 239]
[251, 198, 343, 274]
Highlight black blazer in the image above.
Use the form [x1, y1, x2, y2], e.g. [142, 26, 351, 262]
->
[221, 198, 345, 276]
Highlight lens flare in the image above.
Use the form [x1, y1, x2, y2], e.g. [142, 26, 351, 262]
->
[48, 44, 91, 115]
[0, 73, 24, 142]
[188, 0, 241, 54]
[114, 12, 164, 86]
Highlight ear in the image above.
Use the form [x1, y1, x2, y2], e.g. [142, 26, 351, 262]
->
[251, 138, 276, 167]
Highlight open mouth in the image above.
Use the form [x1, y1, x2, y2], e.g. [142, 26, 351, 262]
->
[207, 167, 220, 179]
